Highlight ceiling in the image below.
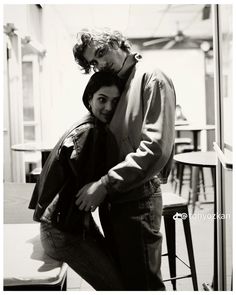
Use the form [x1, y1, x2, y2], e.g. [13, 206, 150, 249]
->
[53, 4, 213, 41]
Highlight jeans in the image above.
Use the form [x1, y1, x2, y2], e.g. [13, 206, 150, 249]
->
[99, 178, 166, 291]
[40, 217, 124, 291]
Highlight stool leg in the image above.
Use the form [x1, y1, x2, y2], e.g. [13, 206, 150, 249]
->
[178, 164, 184, 196]
[164, 216, 177, 290]
[170, 161, 176, 187]
[182, 213, 198, 290]
[200, 167, 207, 200]
[191, 167, 200, 213]
[174, 162, 179, 193]
[188, 166, 192, 204]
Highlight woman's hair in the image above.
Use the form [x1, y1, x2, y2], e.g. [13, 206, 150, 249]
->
[73, 27, 131, 74]
[82, 71, 124, 111]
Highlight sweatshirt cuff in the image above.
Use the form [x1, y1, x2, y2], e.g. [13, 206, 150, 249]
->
[101, 175, 116, 195]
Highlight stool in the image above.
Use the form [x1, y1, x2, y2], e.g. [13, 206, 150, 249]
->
[4, 223, 68, 291]
[174, 147, 207, 203]
[28, 167, 42, 183]
[170, 138, 192, 186]
[162, 193, 198, 291]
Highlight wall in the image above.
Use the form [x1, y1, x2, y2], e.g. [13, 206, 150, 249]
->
[141, 49, 207, 126]
[40, 5, 90, 145]
[3, 4, 90, 182]
[139, 49, 208, 149]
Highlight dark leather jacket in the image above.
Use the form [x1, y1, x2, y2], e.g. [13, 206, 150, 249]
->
[28, 114, 118, 231]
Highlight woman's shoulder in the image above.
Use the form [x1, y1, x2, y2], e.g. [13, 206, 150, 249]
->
[59, 114, 95, 156]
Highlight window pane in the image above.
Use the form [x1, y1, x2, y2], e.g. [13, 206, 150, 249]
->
[22, 62, 35, 121]
[24, 126, 35, 142]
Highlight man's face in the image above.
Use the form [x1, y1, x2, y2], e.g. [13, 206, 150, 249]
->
[83, 41, 127, 73]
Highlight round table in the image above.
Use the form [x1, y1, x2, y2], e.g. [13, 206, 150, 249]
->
[174, 151, 217, 210]
[11, 142, 53, 166]
[175, 124, 215, 151]
[174, 151, 217, 168]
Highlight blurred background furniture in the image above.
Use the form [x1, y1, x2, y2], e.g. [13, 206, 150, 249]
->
[175, 124, 215, 151]
[173, 124, 215, 201]
[4, 223, 68, 291]
[162, 192, 198, 291]
[174, 151, 216, 212]
[4, 182, 68, 291]
[11, 142, 53, 182]
[173, 151, 217, 290]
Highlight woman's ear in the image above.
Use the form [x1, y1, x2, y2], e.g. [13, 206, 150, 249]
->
[87, 95, 92, 109]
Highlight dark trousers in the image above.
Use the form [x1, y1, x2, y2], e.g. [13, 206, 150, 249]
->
[99, 180, 166, 291]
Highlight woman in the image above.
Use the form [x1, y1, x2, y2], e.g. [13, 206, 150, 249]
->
[28, 72, 124, 290]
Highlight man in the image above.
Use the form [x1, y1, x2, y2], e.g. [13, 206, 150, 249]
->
[73, 28, 176, 291]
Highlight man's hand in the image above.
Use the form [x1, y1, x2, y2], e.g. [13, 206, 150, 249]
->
[75, 179, 107, 212]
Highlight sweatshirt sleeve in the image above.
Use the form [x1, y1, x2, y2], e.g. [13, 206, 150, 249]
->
[101, 73, 176, 193]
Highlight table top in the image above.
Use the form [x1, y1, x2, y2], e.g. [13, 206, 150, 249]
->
[175, 120, 189, 126]
[174, 151, 217, 167]
[175, 124, 215, 132]
[11, 142, 54, 152]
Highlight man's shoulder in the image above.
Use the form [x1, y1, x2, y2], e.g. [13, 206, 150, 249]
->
[136, 58, 168, 80]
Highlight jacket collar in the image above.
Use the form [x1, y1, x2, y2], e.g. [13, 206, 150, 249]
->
[117, 53, 142, 80]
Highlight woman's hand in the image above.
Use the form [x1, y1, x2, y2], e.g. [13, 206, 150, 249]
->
[75, 179, 107, 212]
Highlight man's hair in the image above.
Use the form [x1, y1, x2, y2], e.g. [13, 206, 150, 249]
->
[73, 28, 131, 74]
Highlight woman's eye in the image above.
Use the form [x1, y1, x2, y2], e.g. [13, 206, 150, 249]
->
[98, 97, 106, 103]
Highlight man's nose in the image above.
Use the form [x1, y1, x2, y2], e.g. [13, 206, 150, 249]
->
[97, 61, 106, 71]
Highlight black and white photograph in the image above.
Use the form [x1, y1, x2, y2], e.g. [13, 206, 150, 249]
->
[2, 2, 234, 292]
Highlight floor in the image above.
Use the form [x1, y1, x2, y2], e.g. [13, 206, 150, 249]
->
[4, 167, 216, 291]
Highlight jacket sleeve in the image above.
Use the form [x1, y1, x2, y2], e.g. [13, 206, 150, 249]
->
[28, 142, 69, 221]
[102, 73, 176, 193]
[28, 124, 93, 221]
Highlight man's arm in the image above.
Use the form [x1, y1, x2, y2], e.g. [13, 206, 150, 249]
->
[103, 75, 176, 192]
[76, 74, 176, 208]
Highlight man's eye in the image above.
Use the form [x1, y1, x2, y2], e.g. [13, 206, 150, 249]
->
[97, 47, 107, 58]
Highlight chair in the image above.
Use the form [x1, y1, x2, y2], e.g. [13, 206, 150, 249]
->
[170, 137, 192, 187]
[4, 223, 68, 291]
[173, 145, 207, 203]
[28, 167, 42, 183]
[162, 192, 198, 291]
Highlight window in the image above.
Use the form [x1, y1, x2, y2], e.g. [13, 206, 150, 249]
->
[22, 54, 41, 143]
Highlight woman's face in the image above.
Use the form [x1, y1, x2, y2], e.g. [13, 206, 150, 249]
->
[89, 85, 120, 123]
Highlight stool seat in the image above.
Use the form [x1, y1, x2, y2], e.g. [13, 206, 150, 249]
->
[4, 223, 67, 290]
[175, 138, 192, 145]
[30, 167, 42, 175]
